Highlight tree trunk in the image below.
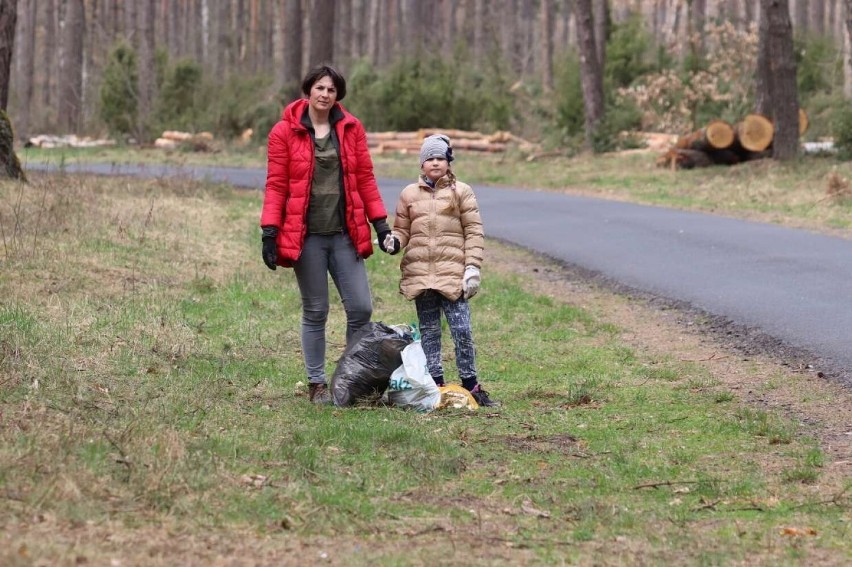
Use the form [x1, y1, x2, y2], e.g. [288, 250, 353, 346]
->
[138, 0, 156, 141]
[690, 0, 707, 57]
[810, 0, 825, 35]
[367, 0, 380, 64]
[845, 0, 852, 98]
[42, 0, 56, 108]
[755, 2, 772, 116]
[593, 0, 608, 69]
[335, 0, 351, 68]
[60, 0, 85, 134]
[282, 0, 302, 101]
[350, 0, 364, 59]
[0, 109, 25, 180]
[221, 0, 235, 74]
[0, 0, 16, 111]
[473, 0, 485, 63]
[16, 0, 35, 137]
[574, 0, 605, 150]
[540, 0, 554, 90]
[793, 0, 808, 33]
[760, 0, 800, 161]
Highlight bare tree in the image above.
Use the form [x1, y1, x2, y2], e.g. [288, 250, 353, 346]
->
[758, 0, 799, 161]
[574, 0, 605, 150]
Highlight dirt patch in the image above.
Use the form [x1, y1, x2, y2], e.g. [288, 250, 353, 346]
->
[500, 433, 582, 455]
[486, 240, 852, 486]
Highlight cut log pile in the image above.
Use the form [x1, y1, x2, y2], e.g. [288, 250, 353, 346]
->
[154, 130, 215, 151]
[24, 134, 116, 148]
[367, 128, 538, 155]
[657, 110, 808, 169]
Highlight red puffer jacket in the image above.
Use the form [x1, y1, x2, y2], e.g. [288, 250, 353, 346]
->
[260, 98, 387, 267]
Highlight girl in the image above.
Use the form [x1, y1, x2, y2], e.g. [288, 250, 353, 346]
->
[383, 135, 499, 407]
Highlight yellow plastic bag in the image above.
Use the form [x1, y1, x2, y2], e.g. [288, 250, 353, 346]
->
[435, 384, 479, 411]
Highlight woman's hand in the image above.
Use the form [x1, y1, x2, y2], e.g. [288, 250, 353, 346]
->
[261, 226, 279, 270]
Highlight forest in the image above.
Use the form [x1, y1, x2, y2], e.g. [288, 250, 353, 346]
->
[6, 0, 852, 155]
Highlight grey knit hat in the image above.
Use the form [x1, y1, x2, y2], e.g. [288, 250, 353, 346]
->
[419, 134, 454, 165]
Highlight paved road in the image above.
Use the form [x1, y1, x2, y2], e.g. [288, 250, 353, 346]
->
[28, 162, 852, 384]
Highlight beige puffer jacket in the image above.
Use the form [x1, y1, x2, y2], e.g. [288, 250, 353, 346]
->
[392, 174, 484, 301]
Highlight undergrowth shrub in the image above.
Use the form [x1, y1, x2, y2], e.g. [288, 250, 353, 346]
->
[795, 34, 842, 100]
[833, 105, 852, 160]
[99, 41, 138, 139]
[553, 53, 585, 149]
[554, 51, 643, 153]
[153, 59, 206, 134]
[346, 51, 515, 133]
[606, 12, 657, 90]
[206, 74, 278, 141]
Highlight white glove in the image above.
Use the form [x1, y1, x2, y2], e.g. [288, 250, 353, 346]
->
[462, 266, 481, 299]
[383, 233, 399, 254]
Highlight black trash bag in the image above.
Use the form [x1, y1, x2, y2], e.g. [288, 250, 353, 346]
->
[331, 322, 412, 407]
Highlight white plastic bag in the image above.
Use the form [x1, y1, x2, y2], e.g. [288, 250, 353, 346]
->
[387, 341, 440, 412]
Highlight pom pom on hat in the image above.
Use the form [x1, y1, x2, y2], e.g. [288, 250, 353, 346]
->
[419, 134, 454, 165]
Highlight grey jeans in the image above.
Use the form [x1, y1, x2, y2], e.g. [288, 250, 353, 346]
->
[293, 233, 373, 384]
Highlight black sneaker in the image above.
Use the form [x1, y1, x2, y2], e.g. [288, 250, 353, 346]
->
[308, 383, 332, 405]
[469, 384, 501, 408]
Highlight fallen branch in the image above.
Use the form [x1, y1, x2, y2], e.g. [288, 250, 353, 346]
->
[633, 480, 699, 490]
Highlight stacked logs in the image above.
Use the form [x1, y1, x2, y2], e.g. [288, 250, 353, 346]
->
[367, 128, 537, 155]
[657, 110, 809, 169]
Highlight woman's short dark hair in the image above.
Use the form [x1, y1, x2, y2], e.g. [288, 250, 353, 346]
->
[301, 65, 347, 101]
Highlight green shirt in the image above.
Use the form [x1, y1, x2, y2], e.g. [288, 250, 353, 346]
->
[307, 133, 343, 234]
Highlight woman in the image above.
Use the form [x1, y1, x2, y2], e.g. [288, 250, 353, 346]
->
[260, 65, 392, 405]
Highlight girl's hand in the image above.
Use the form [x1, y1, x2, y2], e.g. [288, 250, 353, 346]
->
[462, 266, 481, 299]
[382, 233, 400, 255]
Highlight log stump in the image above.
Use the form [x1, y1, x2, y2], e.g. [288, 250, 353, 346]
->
[734, 113, 774, 153]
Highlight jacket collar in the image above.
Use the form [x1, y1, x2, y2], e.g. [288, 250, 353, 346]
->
[419, 174, 453, 191]
[292, 100, 347, 131]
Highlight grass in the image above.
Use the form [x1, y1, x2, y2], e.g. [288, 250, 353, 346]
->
[1, 173, 850, 565]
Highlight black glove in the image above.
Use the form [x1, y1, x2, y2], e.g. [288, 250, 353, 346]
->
[372, 218, 392, 253]
[261, 226, 278, 270]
